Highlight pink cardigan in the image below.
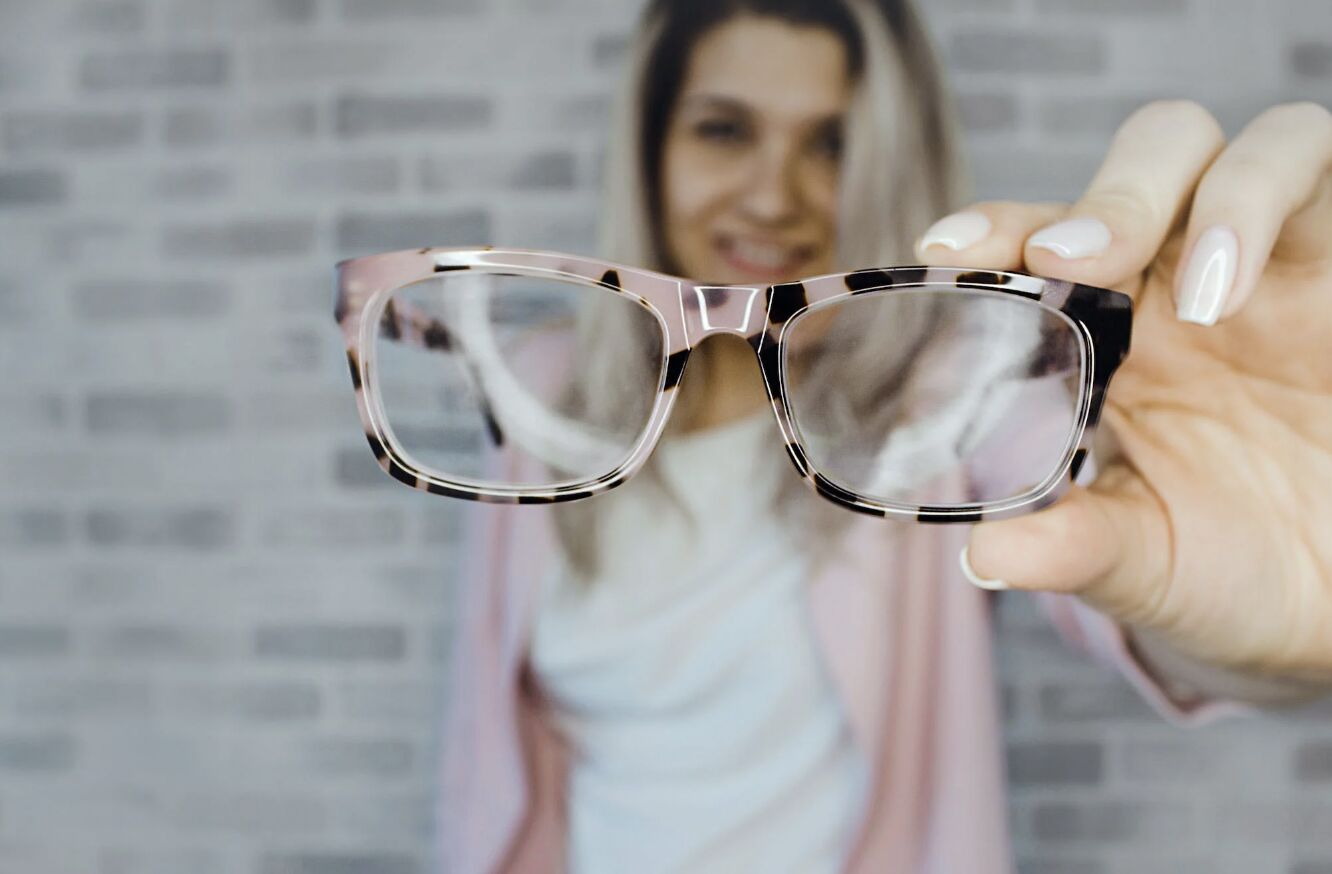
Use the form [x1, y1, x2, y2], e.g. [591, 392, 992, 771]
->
[435, 493, 1254, 874]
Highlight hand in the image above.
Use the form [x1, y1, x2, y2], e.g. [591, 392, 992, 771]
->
[915, 100, 1332, 687]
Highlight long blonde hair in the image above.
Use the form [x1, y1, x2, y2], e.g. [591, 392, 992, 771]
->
[556, 0, 973, 574]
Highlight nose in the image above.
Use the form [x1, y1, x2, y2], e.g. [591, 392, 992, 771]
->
[738, 143, 801, 224]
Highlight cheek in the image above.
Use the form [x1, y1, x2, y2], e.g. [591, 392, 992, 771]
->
[663, 142, 732, 226]
[802, 165, 841, 235]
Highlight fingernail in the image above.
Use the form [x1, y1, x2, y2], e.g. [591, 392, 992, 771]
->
[1027, 217, 1112, 259]
[917, 210, 992, 254]
[959, 545, 1008, 591]
[1176, 225, 1238, 326]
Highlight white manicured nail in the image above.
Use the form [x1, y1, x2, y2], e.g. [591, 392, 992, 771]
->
[1176, 225, 1238, 326]
[917, 210, 992, 254]
[959, 545, 1008, 591]
[1027, 217, 1112, 259]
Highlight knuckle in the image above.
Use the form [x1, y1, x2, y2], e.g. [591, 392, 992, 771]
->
[1123, 99, 1224, 146]
[1256, 100, 1332, 136]
[1085, 184, 1162, 228]
[1195, 154, 1269, 206]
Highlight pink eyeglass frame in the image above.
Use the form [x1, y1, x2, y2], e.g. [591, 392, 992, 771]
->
[335, 246, 1132, 523]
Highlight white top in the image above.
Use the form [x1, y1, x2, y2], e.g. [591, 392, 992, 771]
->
[529, 411, 868, 874]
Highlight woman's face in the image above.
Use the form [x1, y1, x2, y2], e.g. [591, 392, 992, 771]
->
[659, 14, 850, 286]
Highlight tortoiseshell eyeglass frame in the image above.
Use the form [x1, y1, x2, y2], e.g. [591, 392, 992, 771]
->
[335, 246, 1132, 524]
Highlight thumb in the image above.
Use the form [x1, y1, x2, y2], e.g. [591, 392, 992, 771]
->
[963, 465, 1173, 624]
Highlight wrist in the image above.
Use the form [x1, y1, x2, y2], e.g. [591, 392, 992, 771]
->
[1125, 624, 1332, 710]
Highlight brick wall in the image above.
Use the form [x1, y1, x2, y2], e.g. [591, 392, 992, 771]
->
[1, 0, 1329, 872]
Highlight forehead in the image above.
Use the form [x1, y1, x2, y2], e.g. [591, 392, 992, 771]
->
[678, 14, 852, 123]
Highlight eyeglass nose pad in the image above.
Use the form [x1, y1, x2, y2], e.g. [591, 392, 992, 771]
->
[682, 285, 766, 344]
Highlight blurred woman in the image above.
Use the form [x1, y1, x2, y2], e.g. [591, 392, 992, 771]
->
[436, 1, 1332, 872]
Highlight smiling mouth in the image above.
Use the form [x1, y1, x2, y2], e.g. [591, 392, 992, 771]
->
[715, 235, 816, 278]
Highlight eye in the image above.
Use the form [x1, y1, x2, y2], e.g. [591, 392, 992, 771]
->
[811, 122, 844, 162]
[695, 117, 749, 144]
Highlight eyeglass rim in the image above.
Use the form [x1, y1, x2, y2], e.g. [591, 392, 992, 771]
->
[335, 246, 1132, 523]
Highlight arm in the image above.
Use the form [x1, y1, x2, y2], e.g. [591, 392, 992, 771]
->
[1038, 591, 1332, 727]
[1125, 622, 1332, 710]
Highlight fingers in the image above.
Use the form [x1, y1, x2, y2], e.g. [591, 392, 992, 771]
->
[1020, 100, 1227, 296]
[1172, 101, 1332, 325]
[913, 100, 1229, 295]
[913, 201, 1066, 270]
[964, 463, 1173, 624]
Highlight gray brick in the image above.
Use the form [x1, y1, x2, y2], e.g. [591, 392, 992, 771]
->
[1122, 739, 1219, 782]
[1215, 801, 1332, 844]
[503, 92, 611, 133]
[1293, 861, 1332, 874]
[0, 508, 68, 546]
[306, 738, 414, 777]
[419, 506, 464, 544]
[260, 851, 419, 874]
[329, 794, 434, 841]
[247, 389, 359, 430]
[10, 678, 152, 718]
[1294, 741, 1332, 783]
[163, 0, 317, 29]
[259, 325, 324, 373]
[502, 206, 597, 252]
[0, 734, 76, 771]
[72, 279, 230, 319]
[248, 40, 408, 82]
[1033, 800, 1191, 843]
[87, 625, 235, 661]
[79, 49, 230, 91]
[283, 155, 400, 195]
[3, 110, 144, 154]
[1034, 0, 1185, 13]
[1017, 859, 1105, 874]
[339, 0, 479, 18]
[255, 624, 407, 661]
[335, 445, 393, 488]
[0, 54, 46, 95]
[166, 681, 322, 721]
[1007, 741, 1103, 786]
[592, 33, 627, 68]
[169, 793, 327, 833]
[420, 150, 578, 191]
[335, 94, 492, 138]
[162, 218, 317, 259]
[161, 101, 319, 148]
[1038, 682, 1158, 722]
[85, 390, 231, 436]
[85, 506, 236, 550]
[258, 507, 407, 548]
[956, 92, 1020, 133]
[155, 164, 231, 200]
[337, 682, 441, 722]
[0, 393, 67, 433]
[98, 847, 229, 874]
[0, 275, 26, 318]
[1037, 94, 1167, 137]
[72, 0, 146, 33]
[0, 625, 71, 658]
[335, 210, 490, 255]
[948, 30, 1107, 76]
[1291, 43, 1332, 79]
[0, 169, 66, 205]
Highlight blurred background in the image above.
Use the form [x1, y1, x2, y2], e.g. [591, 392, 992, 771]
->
[1, 0, 1331, 872]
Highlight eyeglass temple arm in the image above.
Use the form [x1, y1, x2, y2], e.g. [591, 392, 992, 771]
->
[376, 297, 507, 448]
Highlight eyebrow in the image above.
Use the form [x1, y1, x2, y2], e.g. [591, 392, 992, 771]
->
[679, 93, 844, 127]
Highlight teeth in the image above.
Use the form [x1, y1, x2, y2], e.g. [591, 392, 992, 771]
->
[730, 239, 795, 270]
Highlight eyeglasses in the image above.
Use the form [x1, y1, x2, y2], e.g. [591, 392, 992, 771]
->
[334, 247, 1131, 524]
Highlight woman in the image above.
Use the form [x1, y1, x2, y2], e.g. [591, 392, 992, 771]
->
[437, 0, 1332, 871]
